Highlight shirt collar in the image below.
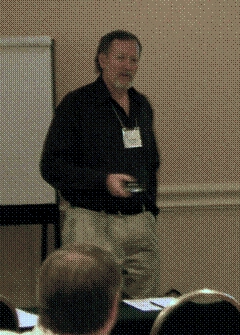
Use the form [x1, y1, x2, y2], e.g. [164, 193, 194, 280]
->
[92, 75, 142, 106]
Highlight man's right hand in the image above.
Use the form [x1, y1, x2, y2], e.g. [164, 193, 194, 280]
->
[106, 173, 136, 198]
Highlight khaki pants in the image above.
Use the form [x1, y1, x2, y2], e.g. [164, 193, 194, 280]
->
[62, 207, 159, 299]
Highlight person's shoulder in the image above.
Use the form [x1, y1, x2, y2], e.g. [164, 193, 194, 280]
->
[65, 77, 103, 101]
[130, 87, 152, 106]
[55, 78, 102, 114]
[130, 87, 153, 118]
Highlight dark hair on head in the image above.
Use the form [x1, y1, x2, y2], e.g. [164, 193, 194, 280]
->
[95, 30, 142, 73]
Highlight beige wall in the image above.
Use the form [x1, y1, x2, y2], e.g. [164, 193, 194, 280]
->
[1, 0, 239, 307]
[156, 184, 239, 300]
[2, 0, 239, 185]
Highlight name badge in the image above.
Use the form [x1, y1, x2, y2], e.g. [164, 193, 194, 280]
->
[122, 127, 142, 148]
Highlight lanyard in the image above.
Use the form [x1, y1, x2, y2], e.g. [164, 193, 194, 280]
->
[111, 103, 142, 148]
[111, 103, 137, 129]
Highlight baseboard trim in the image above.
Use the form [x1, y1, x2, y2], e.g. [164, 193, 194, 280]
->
[157, 182, 240, 210]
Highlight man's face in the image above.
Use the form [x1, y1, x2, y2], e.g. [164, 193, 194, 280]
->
[100, 39, 140, 90]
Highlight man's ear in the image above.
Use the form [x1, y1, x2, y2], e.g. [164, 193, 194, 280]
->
[99, 292, 120, 334]
[98, 53, 107, 70]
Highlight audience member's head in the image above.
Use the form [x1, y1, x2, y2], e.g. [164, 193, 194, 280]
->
[38, 243, 121, 335]
[0, 295, 18, 331]
[150, 288, 240, 335]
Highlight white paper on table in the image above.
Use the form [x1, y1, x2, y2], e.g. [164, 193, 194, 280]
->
[123, 297, 178, 311]
[16, 309, 38, 328]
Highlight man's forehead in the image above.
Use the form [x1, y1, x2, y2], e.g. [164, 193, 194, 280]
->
[109, 39, 140, 54]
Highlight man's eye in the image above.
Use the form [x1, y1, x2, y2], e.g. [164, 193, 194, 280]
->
[117, 56, 124, 60]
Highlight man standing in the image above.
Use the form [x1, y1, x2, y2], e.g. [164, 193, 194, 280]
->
[41, 30, 160, 298]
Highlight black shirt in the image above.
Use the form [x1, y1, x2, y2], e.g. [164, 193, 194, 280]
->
[40, 76, 160, 214]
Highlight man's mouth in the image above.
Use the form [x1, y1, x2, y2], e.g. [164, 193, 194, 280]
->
[120, 73, 132, 79]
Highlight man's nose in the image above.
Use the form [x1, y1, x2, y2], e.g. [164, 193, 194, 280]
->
[123, 58, 134, 70]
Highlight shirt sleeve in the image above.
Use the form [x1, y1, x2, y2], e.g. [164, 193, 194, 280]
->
[40, 92, 108, 193]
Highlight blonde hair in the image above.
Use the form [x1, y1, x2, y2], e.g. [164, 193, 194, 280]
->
[37, 244, 121, 335]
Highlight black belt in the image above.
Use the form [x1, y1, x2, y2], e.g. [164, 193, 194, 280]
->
[103, 205, 146, 215]
[80, 204, 146, 215]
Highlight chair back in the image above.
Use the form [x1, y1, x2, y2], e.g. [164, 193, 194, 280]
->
[150, 288, 240, 335]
